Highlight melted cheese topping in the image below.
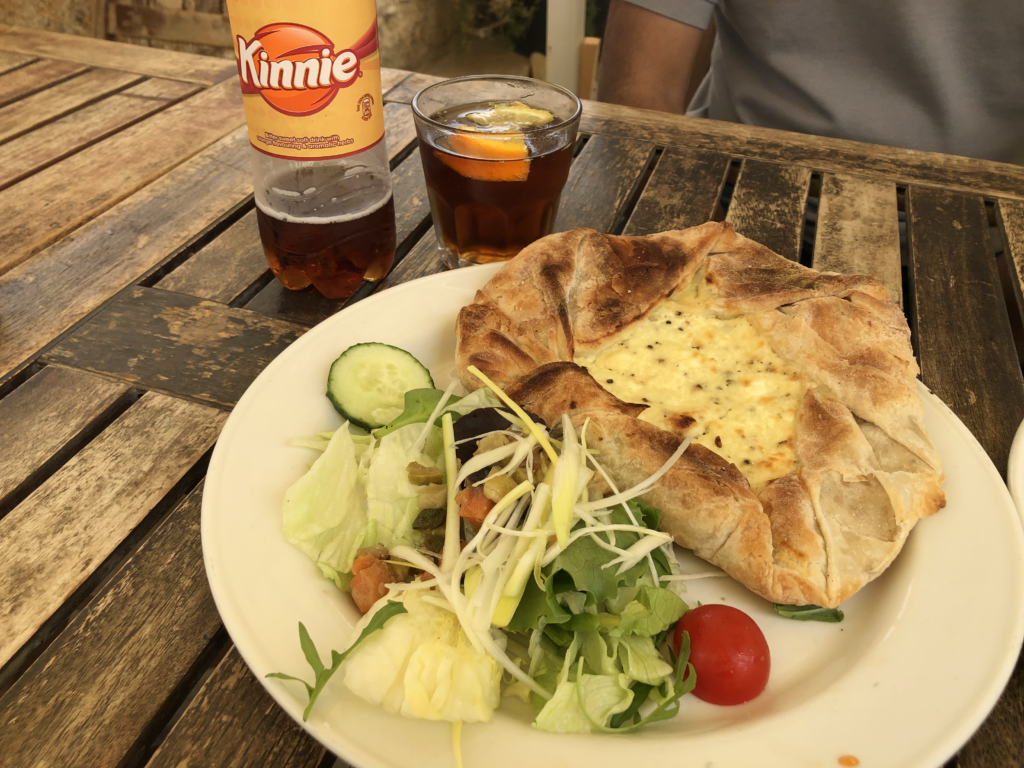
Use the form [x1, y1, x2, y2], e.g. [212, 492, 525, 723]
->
[574, 292, 804, 492]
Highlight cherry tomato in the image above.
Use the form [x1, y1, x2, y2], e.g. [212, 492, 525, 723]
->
[673, 604, 770, 705]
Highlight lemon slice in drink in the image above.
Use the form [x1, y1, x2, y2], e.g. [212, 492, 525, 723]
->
[465, 101, 555, 131]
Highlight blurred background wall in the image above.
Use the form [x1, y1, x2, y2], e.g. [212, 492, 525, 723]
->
[0, 0, 614, 94]
[0, 0, 460, 70]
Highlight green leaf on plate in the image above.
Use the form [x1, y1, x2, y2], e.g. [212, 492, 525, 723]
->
[267, 600, 408, 720]
[773, 603, 845, 622]
[372, 389, 460, 439]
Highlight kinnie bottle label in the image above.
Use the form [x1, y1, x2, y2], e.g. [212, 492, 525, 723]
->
[226, 0, 385, 160]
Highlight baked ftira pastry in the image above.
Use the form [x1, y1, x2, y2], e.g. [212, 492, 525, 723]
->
[455, 222, 944, 607]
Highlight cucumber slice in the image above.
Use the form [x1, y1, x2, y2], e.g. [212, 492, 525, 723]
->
[327, 343, 435, 430]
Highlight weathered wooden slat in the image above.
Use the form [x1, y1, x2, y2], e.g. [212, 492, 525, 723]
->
[0, 367, 129, 508]
[725, 159, 811, 261]
[622, 146, 729, 235]
[381, 67, 413, 95]
[382, 71, 444, 104]
[0, 77, 244, 276]
[0, 483, 223, 767]
[0, 77, 199, 191]
[383, 101, 418, 160]
[0, 58, 88, 108]
[145, 646, 326, 768]
[812, 173, 902, 306]
[0, 392, 225, 668]
[0, 51, 35, 76]
[244, 147, 432, 326]
[998, 199, 1024, 335]
[908, 186, 1024, 473]
[42, 287, 305, 408]
[554, 135, 654, 233]
[156, 209, 264, 304]
[568, 99, 1024, 202]
[110, 4, 233, 48]
[0, 128, 252, 382]
[374, 230, 444, 293]
[241, 281, 352, 329]
[0, 67, 142, 143]
[0, 24, 236, 85]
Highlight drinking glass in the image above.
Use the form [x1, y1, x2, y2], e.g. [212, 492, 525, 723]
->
[412, 75, 582, 269]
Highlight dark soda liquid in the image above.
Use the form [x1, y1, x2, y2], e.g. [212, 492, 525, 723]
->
[420, 102, 575, 264]
[256, 193, 396, 300]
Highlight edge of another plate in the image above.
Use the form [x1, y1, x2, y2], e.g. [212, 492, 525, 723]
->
[1006, 418, 1024, 527]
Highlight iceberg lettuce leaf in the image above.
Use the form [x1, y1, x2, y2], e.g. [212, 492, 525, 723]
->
[534, 671, 633, 733]
[613, 586, 688, 637]
[341, 591, 502, 722]
[283, 426, 368, 576]
[614, 635, 674, 685]
[365, 422, 441, 546]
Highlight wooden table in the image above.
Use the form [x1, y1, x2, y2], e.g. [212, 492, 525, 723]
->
[0, 25, 1022, 768]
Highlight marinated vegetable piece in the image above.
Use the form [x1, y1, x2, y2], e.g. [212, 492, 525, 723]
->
[407, 461, 443, 486]
[483, 471, 517, 503]
[475, 433, 510, 454]
[513, 444, 552, 485]
[455, 485, 495, 526]
[412, 507, 446, 530]
[351, 546, 398, 613]
[417, 483, 447, 510]
[326, 343, 434, 430]
[421, 530, 446, 555]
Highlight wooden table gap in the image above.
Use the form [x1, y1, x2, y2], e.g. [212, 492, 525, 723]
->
[0, 59, 90, 109]
[622, 146, 731, 235]
[143, 643, 327, 768]
[0, 77, 202, 193]
[714, 159, 744, 221]
[573, 133, 591, 158]
[610, 146, 663, 235]
[991, 200, 1024, 372]
[0, 448, 210, 700]
[140, 198, 257, 289]
[0, 69, 144, 146]
[0, 359, 42, 400]
[123, 626, 232, 768]
[798, 171, 823, 268]
[0, 51, 36, 76]
[0, 378, 138, 520]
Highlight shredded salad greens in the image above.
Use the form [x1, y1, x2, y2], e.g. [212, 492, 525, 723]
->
[272, 353, 709, 733]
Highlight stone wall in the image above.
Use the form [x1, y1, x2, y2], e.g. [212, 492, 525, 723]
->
[0, 0, 104, 38]
[378, 0, 456, 71]
[0, 0, 457, 70]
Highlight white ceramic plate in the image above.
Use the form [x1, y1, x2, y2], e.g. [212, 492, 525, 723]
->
[203, 264, 1024, 768]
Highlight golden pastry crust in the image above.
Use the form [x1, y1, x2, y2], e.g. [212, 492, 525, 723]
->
[455, 222, 945, 607]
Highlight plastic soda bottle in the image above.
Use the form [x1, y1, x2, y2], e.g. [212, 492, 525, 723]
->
[224, 0, 396, 300]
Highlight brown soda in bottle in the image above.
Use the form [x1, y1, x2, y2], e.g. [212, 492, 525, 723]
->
[256, 167, 396, 300]
[225, 0, 395, 300]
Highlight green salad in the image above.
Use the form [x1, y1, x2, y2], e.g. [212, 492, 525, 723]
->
[274, 342, 709, 739]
